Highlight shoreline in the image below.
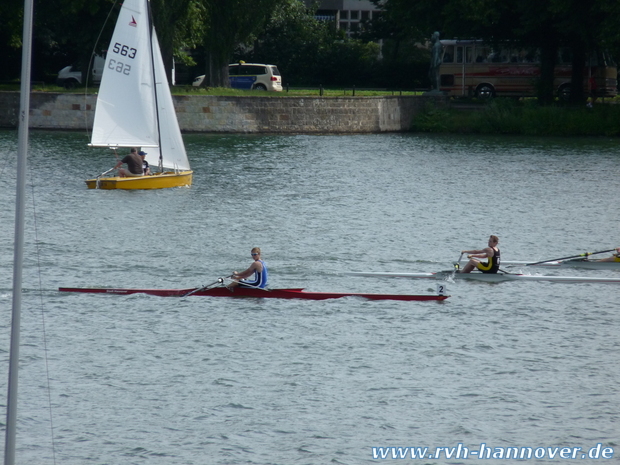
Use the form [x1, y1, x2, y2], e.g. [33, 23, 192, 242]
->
[0, 91, 446, 134]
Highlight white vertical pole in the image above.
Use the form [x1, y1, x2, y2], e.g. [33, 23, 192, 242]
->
[5, 0, 34, 464]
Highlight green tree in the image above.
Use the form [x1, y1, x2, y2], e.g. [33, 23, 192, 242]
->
[151, 0, 206, 84]
[21, 0, 203, 85]
[361, 2, 433, 88]
[0, 0, 24, 79]
[245, 0, 334, 85]
[371, 0, 620, 104]
[34, 0, 118, 82]
[199, 0, 283, 87]
[245, 0, 385, 87]
[547, 0, 618, 104]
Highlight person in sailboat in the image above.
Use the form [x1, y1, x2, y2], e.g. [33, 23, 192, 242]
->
[460, 235, 501, 273]
[228, 247, 268, 289]
[113, 147, 144, 177]
[139, 151, 151, 175]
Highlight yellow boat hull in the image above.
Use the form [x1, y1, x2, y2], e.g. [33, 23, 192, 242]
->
[86, 171, 193, 190]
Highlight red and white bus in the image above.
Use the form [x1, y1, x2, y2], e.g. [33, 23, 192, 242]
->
[438, 39, 618, 100]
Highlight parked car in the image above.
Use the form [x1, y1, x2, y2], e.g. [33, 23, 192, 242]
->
[193, 63, 282, 91]
[56, 55, 105, 89]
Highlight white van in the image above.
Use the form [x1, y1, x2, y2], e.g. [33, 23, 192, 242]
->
[56, 55, 105, 89]
[192, 63, 283, 91]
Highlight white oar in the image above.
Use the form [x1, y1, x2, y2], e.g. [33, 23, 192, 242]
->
[527, 248, 618, 266]
[182, 276, 231, 298]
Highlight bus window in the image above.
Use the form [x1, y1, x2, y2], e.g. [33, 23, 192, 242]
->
[443, 45, 454, 63]
[465, 46, 473, 64]
[475, 45, 491, 63]
[456, 46, 463, 64]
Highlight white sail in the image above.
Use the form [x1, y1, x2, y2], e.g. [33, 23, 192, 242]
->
[90, 0, 190, 172]
[149, 32, 190, 171]
[91, 0, 158, 148]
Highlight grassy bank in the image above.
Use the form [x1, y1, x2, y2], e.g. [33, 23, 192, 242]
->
[412, 98, 620, 137]
[0, 83, 420, 97]
[180, 86, 420, 97]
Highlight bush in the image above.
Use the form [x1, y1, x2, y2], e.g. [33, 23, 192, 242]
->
[412, 99, 620, 136]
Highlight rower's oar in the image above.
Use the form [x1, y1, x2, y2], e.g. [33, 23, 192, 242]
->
[182, 276, 231, 298]
[454, 253, 464, 271]
[526, 248, 618, 266]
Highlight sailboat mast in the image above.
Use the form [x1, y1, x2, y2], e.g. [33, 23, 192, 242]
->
[146, 0, 164, 173]
[5, 0, 34, 463]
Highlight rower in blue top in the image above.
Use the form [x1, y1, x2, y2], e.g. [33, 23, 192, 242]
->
[229, 247, 268, 289]
[460, 235, 501, 273]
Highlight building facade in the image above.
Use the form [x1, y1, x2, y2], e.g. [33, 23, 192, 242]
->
[306, 0, 381, 36]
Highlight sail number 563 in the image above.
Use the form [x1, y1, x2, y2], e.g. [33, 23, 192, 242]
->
[112, 42, 137, 59]
[109, 42, 137, 75]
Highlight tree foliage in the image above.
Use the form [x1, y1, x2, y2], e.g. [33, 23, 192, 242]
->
[245, 0, 331, 85]
[0, 0, 205, 84]
[198, 0, 283, 87]
[31, 0, 118, 81]
[4, 0, 618, 93]
[151, 0, 206, 83]
[245, 0, 380, 87]
[0, 0, 25, 79]
[372, 0, 620, 104]
[193, 0, 428, 88]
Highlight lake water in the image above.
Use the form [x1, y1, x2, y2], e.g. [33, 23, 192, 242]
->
[0, 129, 618, 464]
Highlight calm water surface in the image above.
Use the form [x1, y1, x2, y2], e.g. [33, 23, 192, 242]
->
[0, 129, 618, 464]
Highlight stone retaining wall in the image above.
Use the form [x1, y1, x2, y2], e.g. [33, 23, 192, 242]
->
[0, 92, 444, 133]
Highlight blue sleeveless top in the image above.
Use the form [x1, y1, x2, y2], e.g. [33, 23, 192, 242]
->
[240, 259, 268, 288]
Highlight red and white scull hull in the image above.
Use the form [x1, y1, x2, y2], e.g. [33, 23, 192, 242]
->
[58, 287, 449, 301]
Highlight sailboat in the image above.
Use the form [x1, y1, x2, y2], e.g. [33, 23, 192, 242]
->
[85, 0, 192, 189]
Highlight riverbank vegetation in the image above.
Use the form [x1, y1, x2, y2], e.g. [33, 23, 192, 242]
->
[0, 82, 420, 97]
[412, 99, 620, 136]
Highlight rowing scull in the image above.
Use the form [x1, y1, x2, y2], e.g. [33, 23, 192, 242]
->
[348, 271, 620, 284]
[502, 259, 620, 270]
[58, 287, 449, 301]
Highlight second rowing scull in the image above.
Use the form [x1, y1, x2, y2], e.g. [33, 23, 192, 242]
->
[348, 271, 620, 284]
[502, 259, 620, 270]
